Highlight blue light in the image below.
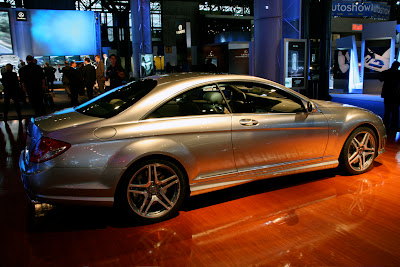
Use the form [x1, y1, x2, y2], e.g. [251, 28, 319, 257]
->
[31, 10, 96, 56]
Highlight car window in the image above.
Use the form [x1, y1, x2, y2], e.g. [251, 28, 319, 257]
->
[217, 82, 306, 114]
[148, 84, 230, 119]
[75, 79, 157, 118]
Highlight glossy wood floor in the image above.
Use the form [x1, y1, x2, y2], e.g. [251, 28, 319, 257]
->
[1, 119, 400, 266]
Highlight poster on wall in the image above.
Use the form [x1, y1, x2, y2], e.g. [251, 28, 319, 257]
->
[333, 50, 351, 91]
[0, 11, 13, 54]
[333, 50, 350, 78]
[140, 54, 154, 77]
[284, 39, 306, 90]
[364, 39, 390, 78]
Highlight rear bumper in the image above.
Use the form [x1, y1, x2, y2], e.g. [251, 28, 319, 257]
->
[19, 150, 119, 207]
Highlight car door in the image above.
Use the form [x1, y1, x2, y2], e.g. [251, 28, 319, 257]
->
[143, 83, 236, 181]
[218, 81, 329, 173]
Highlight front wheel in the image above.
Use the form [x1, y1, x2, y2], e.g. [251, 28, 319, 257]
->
[340, 127, 377, 175]
[116, 159, 187, 223]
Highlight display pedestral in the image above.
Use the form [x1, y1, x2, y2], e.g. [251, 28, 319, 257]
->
[283, 39, 307, 91]
[335, 35, 362, 94]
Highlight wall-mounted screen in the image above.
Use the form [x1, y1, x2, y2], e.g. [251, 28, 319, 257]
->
[80, 55, 94, 61]
[30, 10, 96, 56]
[65, 55, 81, 62]
[34, 56, 50, 66]
[50, 56, 65, 65]
[0, 11, 13, 54]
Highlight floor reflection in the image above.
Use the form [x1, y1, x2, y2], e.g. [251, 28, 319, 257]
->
[0, 119, 400, 266]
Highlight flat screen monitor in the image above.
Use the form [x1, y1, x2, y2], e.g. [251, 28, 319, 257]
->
[50, 56, 65, 65]
[65, 55, 80, 62]
[0, 11, 13, 54]
[30, 10, 97, 56]
[34, 56, 50, 66]
[80, 55, 94, 61]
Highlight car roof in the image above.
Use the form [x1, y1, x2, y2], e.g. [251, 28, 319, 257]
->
[111, 73, 310, 122]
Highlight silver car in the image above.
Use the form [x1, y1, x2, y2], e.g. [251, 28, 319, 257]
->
[20, 73, 386, 223]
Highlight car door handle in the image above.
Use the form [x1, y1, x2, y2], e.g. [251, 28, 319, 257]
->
[239, 119, 259, 126]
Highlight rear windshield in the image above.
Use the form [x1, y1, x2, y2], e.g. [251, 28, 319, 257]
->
[75, 79, 157, 118]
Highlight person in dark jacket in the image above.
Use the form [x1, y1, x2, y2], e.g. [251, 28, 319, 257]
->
[379, 60, 400, 131]
[43, 62, 56, 92]
[65, 61, 84, 106]
[82, 58, 96, 99]
[58, 61, 71, 96]
[106, 54, 125, 89]
[1, 64, 22, 120]
[19, 55, 46, 117]
[95, 55, 105, 94]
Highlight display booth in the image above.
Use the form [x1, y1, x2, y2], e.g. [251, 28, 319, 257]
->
[334, 35, 362, 94]
[0, 8, 100, 68]
[361, 21, 396, 94]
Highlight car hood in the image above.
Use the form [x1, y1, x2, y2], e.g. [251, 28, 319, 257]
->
[34, 108, 103, 132]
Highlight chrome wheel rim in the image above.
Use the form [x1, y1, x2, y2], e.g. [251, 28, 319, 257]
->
[127, 163, 181, 219]
[347, 131, 376, 172]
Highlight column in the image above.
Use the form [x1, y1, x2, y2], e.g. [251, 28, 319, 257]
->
[131, 0, 152, 80]
[254, 0, 282, 83]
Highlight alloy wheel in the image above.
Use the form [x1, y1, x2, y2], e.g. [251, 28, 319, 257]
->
[127, 163, 181, 219]
[347, 131, 376, 172]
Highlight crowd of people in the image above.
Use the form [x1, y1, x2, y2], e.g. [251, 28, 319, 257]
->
[0, 53, 126, 121]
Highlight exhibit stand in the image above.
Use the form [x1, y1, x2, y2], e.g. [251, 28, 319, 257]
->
[283, 39, 307, 91]
[334, 35, 362, 94]
[361, 20, 396, 94]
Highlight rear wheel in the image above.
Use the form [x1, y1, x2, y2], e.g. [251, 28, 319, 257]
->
[116, 159, 187, 223]
[340, 127, 377, 175]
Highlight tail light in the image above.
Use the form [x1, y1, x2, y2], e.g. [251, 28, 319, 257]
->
[29, 137, 71, 163]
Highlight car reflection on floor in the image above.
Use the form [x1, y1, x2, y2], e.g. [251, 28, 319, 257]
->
[0, 120, 400, 266]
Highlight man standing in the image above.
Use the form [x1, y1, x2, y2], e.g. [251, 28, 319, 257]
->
[1, 64, 22, 121]
[19, 55, 46, 117]
[103, 53, 111, 70]
[82, 58, 96, 99]
[95, 55, 105, 94]
[380, 61, 400, 131]
[106, 54, 125, 89]
[44, 62, 56, 92]
[65, 61, 84, 106]
[58, 61, 71, 96]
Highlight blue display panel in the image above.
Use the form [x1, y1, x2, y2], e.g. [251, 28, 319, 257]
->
[30, 10, 96, 56]
[0, 11, 13, 54]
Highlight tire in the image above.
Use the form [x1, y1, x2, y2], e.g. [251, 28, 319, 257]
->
[115, 159, 187, 223]
[340, 127, 377, 175]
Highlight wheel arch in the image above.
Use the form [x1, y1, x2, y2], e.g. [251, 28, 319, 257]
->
[113, 153, 191, 203]
[341, 122, 381, 157]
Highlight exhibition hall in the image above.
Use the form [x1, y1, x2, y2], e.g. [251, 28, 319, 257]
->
[1, 0, 400, 266]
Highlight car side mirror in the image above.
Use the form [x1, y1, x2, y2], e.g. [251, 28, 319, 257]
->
[307, 101, 317, 113]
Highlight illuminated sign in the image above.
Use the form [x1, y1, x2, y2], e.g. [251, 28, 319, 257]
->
[176, 24, 186, 35]
[16, 11, 27, 21]
[332, 1, 390, 20]
[352, 24, 363, 31]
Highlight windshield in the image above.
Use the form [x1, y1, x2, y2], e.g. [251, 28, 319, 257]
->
[75, 79, 157, 118]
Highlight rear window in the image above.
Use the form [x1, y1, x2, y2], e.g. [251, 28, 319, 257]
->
[75, 79, 157, 118]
